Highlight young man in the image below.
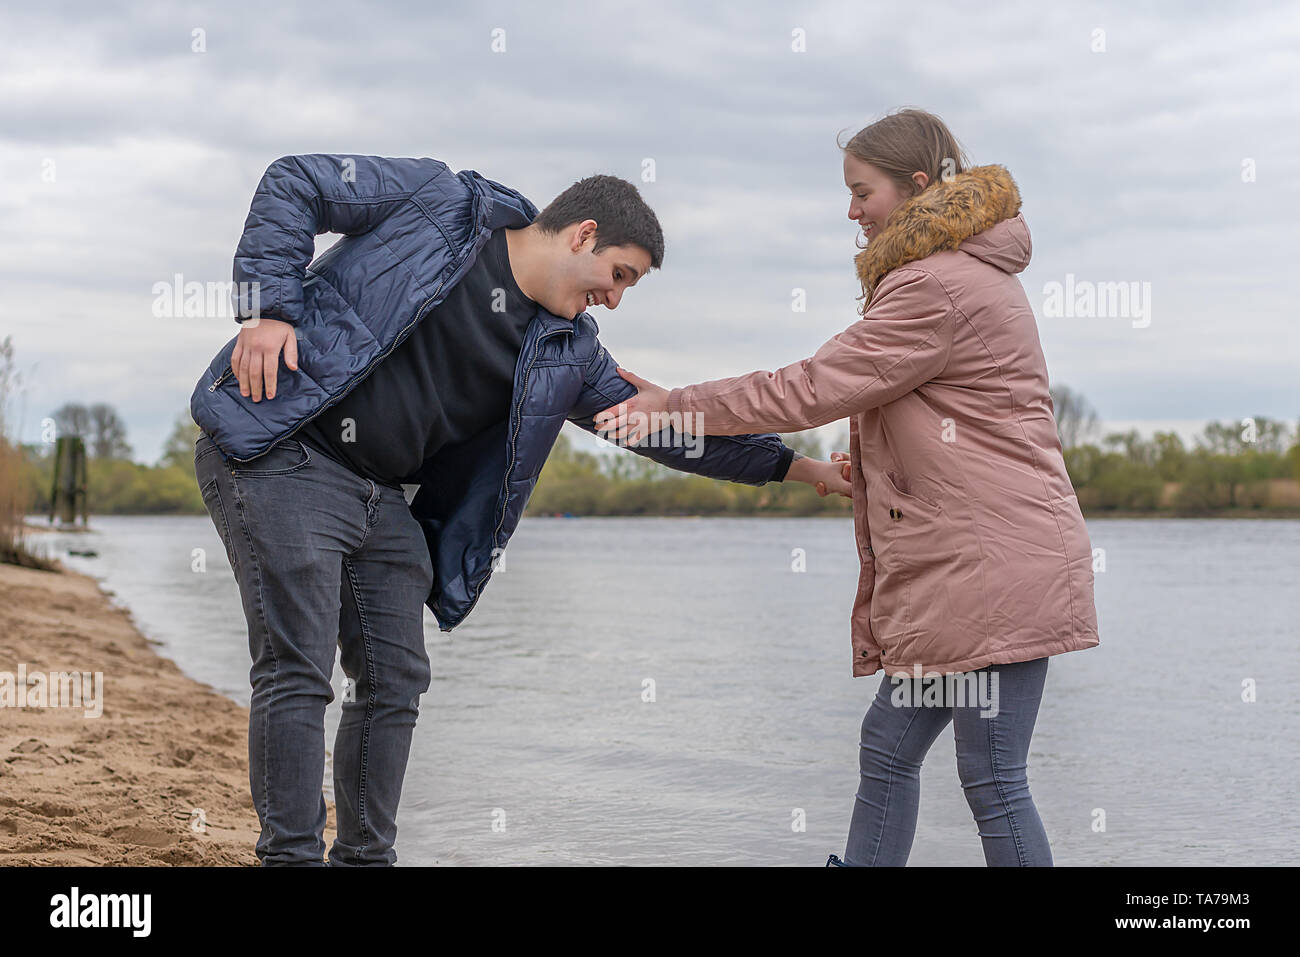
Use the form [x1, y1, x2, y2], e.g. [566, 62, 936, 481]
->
[189, 153, 849, 866]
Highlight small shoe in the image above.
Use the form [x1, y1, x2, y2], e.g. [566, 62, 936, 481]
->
[826, 854, 848, 866]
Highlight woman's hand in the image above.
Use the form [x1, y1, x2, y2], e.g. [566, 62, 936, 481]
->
[787, 454, 853, 497]
[593, 368, 672, 443]
[824, 450, 852, 495]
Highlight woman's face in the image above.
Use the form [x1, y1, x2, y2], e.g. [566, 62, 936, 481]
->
[843, 154, 926, 241]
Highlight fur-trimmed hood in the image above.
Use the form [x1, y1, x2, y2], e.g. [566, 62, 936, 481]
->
[855, 164, 1025, 305]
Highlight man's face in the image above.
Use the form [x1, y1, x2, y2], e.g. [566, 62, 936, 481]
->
[559, 220, 651, 319]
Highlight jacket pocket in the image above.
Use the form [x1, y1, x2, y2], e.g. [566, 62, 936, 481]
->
[207, 364, 236, 392]
[228, 438, 312, 477]
[882, 469, 941, 510]
[869, 469, 947, 571]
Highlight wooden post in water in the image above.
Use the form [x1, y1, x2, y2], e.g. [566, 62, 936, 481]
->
[48, 435, 89, 526]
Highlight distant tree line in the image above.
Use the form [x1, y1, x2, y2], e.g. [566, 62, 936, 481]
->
[1050, 385, 1300, 512]
[18, 406, 205, 516]
[7, 383, 1300, 519]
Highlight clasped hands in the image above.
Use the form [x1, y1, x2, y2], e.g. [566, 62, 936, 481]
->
[593, 368, 853, 498]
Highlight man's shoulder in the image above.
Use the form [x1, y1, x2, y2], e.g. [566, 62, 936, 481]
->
[570, 314, 603, 364]
[528, 311, 603, 371]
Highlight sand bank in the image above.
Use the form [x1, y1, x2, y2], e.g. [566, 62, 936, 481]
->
[0, 559, 335, 865]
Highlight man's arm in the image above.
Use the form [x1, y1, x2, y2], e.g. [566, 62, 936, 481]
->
[568, 340, 795, 485]
[231, 153, 449, 326]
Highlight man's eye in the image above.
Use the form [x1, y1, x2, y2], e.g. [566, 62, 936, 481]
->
[614, 270, 622, 281]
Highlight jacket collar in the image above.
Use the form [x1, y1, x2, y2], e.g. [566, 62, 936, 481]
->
[459, 168, 596, 339]
[854, 164, 1022, 306]
[459, 168, 540, 230]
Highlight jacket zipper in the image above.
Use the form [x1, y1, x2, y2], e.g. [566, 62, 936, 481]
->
[455, 322, 570, 621]
[208, 366, 234, 391]
[214, 280, 447, 459]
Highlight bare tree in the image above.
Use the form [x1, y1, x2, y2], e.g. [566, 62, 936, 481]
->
[88, 403, 132, 459]
[1049, 384, 1099, 450]
[51, 402, 132, 459]
[50, 402, 91, 441]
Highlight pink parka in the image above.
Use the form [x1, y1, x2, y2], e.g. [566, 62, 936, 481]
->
[667, 165, 1100, 677]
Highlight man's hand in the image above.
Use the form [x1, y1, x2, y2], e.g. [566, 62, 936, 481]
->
[787, 454, 853, 497]
[231, 317, 299, 401]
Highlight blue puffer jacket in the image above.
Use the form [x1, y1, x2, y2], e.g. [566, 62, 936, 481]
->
[190, 154, 795, 630]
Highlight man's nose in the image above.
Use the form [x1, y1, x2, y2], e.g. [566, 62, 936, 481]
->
[606, 287, 622, 309]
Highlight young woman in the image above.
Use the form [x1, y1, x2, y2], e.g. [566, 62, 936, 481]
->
[593, 109, 1099, 866]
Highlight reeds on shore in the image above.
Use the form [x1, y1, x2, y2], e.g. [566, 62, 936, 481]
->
[0, 335, 57, 570]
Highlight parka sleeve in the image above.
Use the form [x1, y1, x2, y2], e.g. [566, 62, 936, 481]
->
[666, 268, 955, 435]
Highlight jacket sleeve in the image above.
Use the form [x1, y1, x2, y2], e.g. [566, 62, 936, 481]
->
[567, 338, 796, 485]
[665, 268, 955, 434]
[231, 154, 449, 325]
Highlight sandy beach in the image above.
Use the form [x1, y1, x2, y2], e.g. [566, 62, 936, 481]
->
[0, 558, 335, 865]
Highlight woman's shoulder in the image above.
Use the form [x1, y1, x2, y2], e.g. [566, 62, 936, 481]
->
[867, 263, 961, 313]
[872, 222, 1030, 307]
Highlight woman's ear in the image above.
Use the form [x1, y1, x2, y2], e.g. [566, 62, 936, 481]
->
[912, 171, 929, 192]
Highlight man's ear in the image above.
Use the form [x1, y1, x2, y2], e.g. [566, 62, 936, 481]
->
[571, 219, 599, 251]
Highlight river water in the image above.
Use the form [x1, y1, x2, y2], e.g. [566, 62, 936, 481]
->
[26, 514, 1300, 866]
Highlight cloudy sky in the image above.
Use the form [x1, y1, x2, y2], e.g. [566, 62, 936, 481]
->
[2, 0, 1297, 464]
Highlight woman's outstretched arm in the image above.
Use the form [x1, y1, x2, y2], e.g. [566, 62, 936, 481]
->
[594, 268, 953, 440]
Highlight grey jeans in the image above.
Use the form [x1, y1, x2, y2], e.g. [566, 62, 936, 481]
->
[843, 656, 1053, 866]
[194, 431, 433, 866]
